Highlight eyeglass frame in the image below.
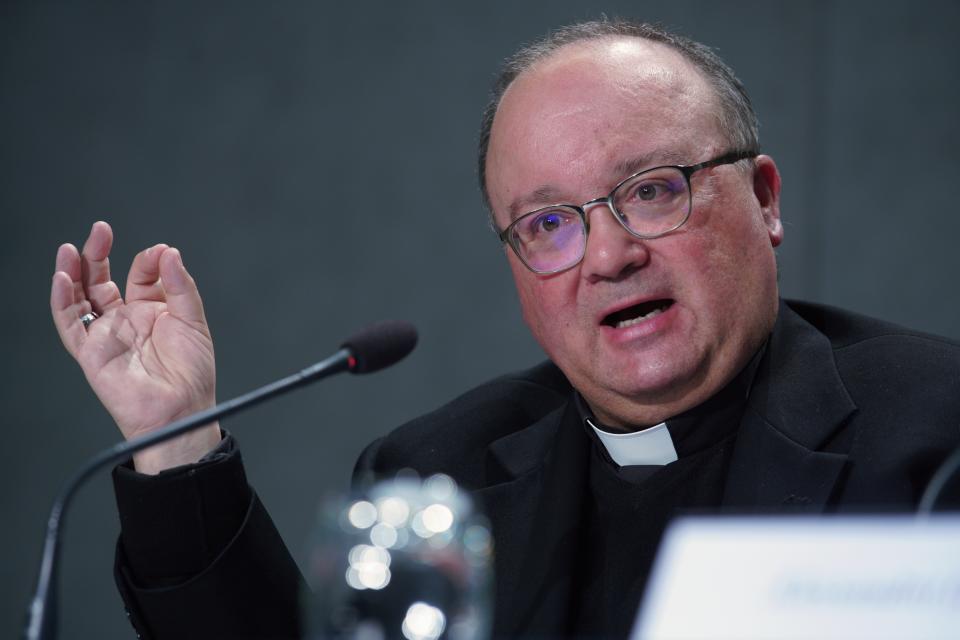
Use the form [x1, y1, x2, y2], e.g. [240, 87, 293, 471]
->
[495, 149, 759, 274]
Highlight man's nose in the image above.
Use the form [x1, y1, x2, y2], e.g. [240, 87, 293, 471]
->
[579, 202, 650, 282]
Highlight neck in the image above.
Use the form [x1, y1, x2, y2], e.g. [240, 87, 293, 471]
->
[584, 339, 769, 432]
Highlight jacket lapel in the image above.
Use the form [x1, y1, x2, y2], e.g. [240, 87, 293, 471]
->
[724, 302, 856, 511]
[475, 400, 590, 637]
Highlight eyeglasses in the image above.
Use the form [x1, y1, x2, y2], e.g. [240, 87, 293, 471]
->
[496, 150, 757, 274]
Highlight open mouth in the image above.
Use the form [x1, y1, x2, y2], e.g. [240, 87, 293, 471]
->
[601, 299, 674, 329]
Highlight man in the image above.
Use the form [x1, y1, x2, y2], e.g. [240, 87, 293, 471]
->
[50, 19, 960, 640]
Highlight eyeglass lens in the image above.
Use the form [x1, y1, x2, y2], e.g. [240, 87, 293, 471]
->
[513, 166, 690, 273]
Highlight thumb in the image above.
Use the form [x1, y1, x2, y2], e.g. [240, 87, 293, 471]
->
[159, 248, 207, 326]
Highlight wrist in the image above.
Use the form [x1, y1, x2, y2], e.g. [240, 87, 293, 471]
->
[131, 422, 223, 475]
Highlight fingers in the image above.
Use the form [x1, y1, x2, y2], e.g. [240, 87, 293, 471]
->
[125, 243, 169, 302]
[50, 270, 89, 358]
[55, 242, 81, 279]
[52, 243, 92, 358]
[55, 242, 87, 308]
[52, 223, 208, 351]
[158, 248, 207, 326]
[80, 221, 123, 314]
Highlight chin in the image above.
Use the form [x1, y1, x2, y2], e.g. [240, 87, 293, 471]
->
[572, 357, 701, 416]
[642, 341, 722, 392]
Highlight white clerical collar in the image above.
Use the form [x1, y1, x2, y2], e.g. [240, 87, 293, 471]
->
[587, 418, 679, 466]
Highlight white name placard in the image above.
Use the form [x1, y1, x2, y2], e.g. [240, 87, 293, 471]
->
[633, 515, 960, 640]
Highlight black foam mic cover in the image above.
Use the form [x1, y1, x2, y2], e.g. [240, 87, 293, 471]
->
[340, 320, 418, 374]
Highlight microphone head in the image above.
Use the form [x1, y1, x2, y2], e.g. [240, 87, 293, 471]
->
[341, 320, 418, 374]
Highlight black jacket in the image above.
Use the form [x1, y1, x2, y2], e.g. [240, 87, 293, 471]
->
[114, 300, 960, 639]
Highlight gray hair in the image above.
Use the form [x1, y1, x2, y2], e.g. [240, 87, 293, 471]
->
[477, 18, 760, 219]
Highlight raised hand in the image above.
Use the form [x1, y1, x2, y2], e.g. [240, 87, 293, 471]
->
[50, 221, 221, 474]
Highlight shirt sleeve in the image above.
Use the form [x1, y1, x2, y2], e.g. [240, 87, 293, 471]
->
[111, 431, 252, 588]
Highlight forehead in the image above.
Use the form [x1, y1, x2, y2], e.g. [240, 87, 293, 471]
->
[486, 38, 721, 220]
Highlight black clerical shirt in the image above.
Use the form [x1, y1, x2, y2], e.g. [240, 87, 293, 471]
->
[568, 349, 763, 638]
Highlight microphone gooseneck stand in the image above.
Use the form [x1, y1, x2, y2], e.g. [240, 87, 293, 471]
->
[25, 320, 418, 640]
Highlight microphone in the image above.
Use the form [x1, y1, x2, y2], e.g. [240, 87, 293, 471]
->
[25, 320, 418, 640]
[342, 319, 419, 374]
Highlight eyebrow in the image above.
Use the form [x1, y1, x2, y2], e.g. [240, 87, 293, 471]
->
[506, 187, 565, 222]
[505, 149, 691, 223]
[613, 149, 688, 177]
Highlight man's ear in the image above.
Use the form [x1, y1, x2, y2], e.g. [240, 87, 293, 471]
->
[753, 155, 783, 247]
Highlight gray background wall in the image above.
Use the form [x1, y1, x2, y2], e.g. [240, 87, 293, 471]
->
[2, 1, 958, 637]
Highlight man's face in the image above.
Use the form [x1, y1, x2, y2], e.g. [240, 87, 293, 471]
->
[485, 38, 783, 428]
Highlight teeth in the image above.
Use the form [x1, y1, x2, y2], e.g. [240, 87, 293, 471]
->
[615, 306, 664, 329]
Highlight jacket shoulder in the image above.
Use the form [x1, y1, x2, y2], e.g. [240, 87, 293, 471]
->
[787, 300, 960, 408]
[354, 361, 570, 486]
[788, 298, 960, 441]
[785, 301, 960, 504]
[786, 299, 960, 356]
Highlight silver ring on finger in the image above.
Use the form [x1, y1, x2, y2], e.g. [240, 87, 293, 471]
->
[80, 311, 99, 329]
